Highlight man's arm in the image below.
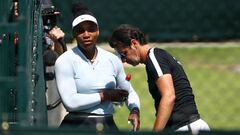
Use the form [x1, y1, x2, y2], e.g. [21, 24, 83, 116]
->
[48, 27, 65, 55]
[153, 74, 176, 132]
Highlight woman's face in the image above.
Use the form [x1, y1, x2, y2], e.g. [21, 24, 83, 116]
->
[73, 21, 99, 50]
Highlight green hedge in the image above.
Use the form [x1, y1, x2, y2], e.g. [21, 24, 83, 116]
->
[52, 0, 240, 42]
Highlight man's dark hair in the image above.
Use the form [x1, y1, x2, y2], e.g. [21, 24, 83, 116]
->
[109, 24, 148, 48]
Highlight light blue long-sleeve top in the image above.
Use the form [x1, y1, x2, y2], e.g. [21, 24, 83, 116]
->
[54, 46, 140, 115]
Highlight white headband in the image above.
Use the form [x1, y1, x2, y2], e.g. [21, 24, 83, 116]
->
[72, 14, 98, 28]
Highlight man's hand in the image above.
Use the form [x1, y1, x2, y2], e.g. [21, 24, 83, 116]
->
[48, 27, 65, 42]
[47, 26, 66, 54]
[100, 89, 129, 102]
[128, 107, 140, 131]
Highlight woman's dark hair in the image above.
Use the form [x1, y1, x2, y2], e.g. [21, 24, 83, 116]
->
[71, 2, 94, 18]
[109, 24, 148, 48]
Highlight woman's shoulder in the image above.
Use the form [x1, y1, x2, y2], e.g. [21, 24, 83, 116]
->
[98, 47, 118, 59]
[55, 47, 76, 64]
[98, 47, 122, 66]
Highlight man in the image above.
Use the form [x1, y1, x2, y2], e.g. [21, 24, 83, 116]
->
[108, 24, 210, 134]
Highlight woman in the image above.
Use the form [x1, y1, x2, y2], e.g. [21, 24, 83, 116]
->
[54, 3, 140, 132]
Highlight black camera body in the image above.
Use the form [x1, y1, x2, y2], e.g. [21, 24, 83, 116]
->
[42, 6, 60, 33]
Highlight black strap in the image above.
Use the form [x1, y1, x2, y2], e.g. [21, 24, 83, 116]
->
[187, 124, 193, 133]
[47, 98, 61, 110]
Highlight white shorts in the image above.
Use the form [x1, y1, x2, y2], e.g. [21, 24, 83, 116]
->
[175, 119, 210, 134]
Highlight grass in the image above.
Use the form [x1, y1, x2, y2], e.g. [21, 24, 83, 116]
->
[111, 44, 240, 131]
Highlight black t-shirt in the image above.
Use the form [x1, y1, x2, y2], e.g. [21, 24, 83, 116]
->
[145, 48, 199, 130]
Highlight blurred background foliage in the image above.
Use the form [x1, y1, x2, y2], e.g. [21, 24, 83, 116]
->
[52, 0, 240, 42]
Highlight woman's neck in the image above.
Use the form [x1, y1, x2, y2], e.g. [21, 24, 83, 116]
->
[78, 46, 98, 62]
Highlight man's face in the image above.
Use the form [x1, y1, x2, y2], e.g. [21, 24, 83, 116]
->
[115, 44, 141, 66]
[74, 21, 99, 50]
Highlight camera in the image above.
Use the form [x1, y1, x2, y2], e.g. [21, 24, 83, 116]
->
[42, 6, 60, 76]
[42, 6, 60, 33]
